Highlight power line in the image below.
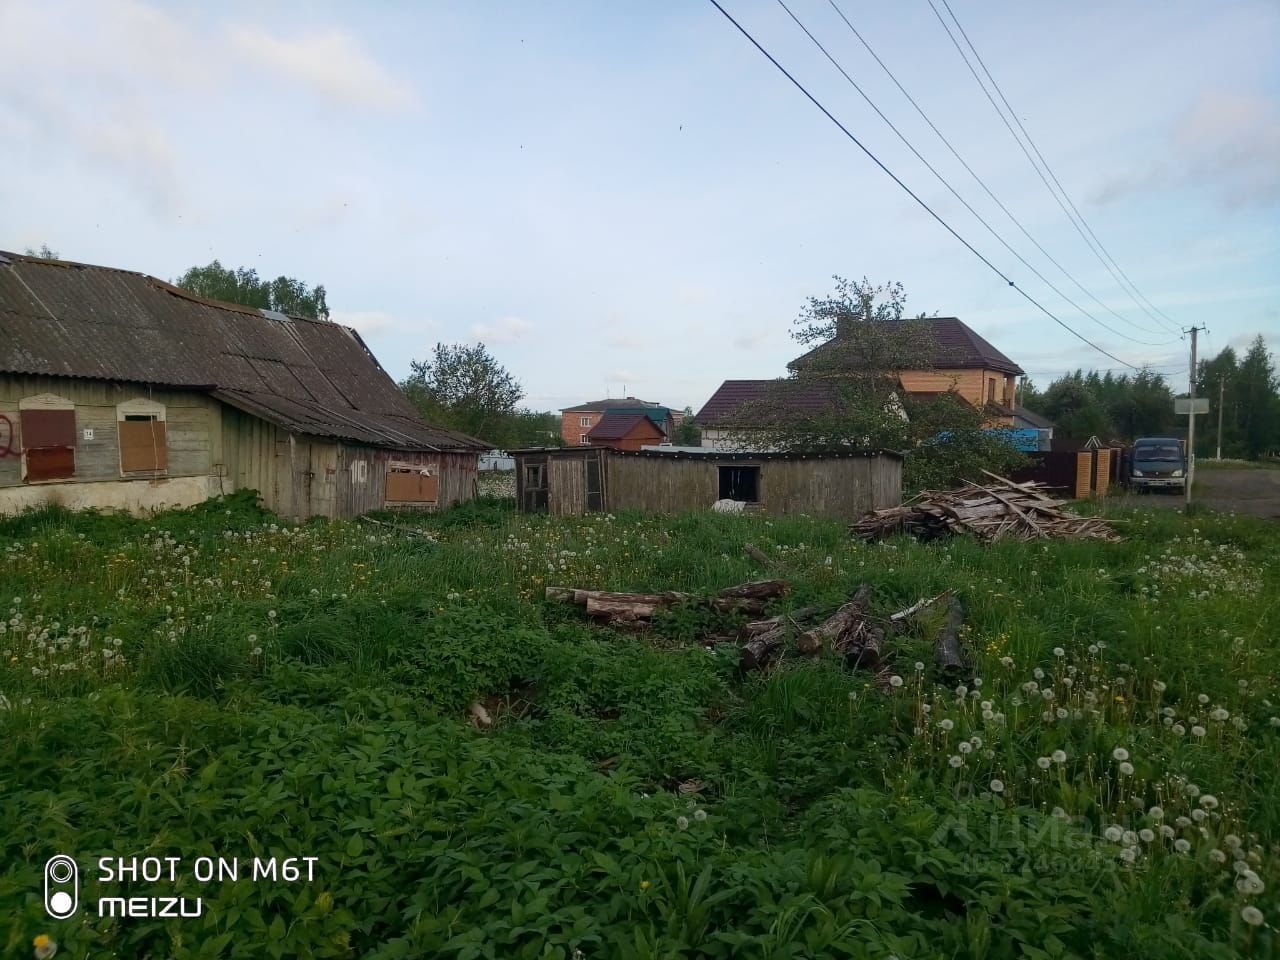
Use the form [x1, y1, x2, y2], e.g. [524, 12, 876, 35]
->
[823, 0, 1170, 341]
[703, 0, 1141, 370]
[928, 0, 1181, 334]
[773, 0, 1172, 348]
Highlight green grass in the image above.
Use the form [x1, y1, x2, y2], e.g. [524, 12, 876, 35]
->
[2, 490, 1279, 958]
[1197, 458, 1280, 471]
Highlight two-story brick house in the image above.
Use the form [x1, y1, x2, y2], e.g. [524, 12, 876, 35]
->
[559, 397, 674, 446]
[787, 316, 1024, 420]
[696, 317, 1032, 449]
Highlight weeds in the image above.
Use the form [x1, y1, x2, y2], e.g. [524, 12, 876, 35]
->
[1, 495, 1278, 957]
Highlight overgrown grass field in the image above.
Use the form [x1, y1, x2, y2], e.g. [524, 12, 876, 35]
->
[2, 491, 1279, 959]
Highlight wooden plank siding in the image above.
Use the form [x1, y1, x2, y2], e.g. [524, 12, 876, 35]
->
[0, 374, 480, 519]
[0, 375, 220, 487]
[516, 449, 901, 520]
[548, 456, 588, 515]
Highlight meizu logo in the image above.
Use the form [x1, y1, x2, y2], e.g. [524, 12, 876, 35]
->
[44, 855, 78, 919]
[97, 897, 204, 918]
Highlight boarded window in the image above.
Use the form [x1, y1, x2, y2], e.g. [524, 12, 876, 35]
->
[19, 406, 75, 481]
[25, 447, 76, 482]
[385, 464, 439, 503]
[20, 408, 76, 449]
[118, 416, 168, 473]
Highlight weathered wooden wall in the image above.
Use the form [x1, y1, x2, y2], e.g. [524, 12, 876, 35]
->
[0, 375, 479, 519]
[604, 455, 717, 513]
[548, 456, 587, 515]
[0, 375, 221, 488]
[601, 453, 900, 520]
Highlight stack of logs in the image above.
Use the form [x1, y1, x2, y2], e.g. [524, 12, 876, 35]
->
[545, 579, 968, 679]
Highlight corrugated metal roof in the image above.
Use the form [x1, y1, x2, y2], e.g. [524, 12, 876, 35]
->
[790, 317, 1025, 376]
[511, 446, 903, 461]
[0, 251, 487, 452]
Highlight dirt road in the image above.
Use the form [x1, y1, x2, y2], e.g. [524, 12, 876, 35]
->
[1114, 466, 1280, 518]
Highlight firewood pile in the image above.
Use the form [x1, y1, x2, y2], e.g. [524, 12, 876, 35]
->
[546, 579, 969, 680]
[851, 471, 1121, 544]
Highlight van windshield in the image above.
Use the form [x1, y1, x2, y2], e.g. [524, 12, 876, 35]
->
[1135, 444, 1182, 461]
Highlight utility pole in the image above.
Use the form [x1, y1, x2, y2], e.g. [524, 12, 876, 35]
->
[1216, 376, 1226, 460]
[1184, 325, 1207, 512]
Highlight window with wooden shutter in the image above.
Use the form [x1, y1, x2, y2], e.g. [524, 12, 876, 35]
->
[385, 463, 439, 503]
[19, 397, 76, 482]
[119, 416, 168, 472]
[116, 399, 168, 474]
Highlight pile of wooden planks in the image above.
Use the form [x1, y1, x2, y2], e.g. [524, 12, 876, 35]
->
[851, 471, 1121, 544]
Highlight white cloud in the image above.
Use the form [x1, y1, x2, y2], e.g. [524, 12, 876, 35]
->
[227, 24, 415, 111]
[471, 315, 532, 343]
[608, 370, 640, 384]
[1091, 91, 1280, 209]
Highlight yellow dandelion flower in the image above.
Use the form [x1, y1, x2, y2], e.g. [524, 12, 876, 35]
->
[640, 880, 651, 890]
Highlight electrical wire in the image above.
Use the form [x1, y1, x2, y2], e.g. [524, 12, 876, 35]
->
[823, 0, 1170, 341]
[704, 0, 1142, 370]
[928, 0, 1181, 333]
[774, 0, 1172, 348]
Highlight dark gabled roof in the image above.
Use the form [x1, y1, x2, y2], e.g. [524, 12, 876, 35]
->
[1013, 405, 1054, 429]
[586, 412, 665, 441]
[789, 317, 1024, 376]
[0, 250, 487, 452]
[694, 379, 838, 425]
[562, 396, 663, 412]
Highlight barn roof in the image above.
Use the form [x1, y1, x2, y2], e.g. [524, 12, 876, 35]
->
[694, 379, 838, 425]
[0, 250, 487, 452]
[586, 412, 663, 441]
[790, 317, 1024, 376]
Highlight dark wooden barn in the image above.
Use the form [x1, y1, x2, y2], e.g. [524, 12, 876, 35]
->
[511, 447, 902, 519]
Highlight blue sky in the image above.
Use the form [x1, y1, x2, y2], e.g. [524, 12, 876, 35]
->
[2, 0, 1277, 413]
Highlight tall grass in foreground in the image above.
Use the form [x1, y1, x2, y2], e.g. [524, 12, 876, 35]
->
[1, 492, 1278, 958]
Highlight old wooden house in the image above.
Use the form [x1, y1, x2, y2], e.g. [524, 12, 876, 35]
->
[0, 250, 487, 518]
[511, 446, 901, 519]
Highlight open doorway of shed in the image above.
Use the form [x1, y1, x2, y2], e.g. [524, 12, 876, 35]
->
[718, 464, 759, 502]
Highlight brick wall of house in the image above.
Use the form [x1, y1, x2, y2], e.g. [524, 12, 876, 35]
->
[561, 410, 600, 446]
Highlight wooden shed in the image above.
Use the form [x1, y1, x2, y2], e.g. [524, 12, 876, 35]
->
[512, 447, 902, 519]
[0, 250, 487, 518]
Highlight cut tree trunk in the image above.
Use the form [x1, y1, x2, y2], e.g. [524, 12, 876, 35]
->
[716, 579, 789, 601]
[795, 584, 873, 655]
[744, 543, 776, 569]
[847, 624, 886, 672]
[936, 595, 966, 675]
[737, 605, 821, 671]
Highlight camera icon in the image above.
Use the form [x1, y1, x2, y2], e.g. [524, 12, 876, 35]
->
[44, 855, 78, 919]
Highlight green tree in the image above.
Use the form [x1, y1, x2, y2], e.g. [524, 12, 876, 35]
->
[724, 276, 1024, 491]
[1236, 336, 1279, 459]
[673, 406, 702, 446]
[401, 342, 523, 445]
[173, 260, 329, 320]
[1039, 374, 1113, 442]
